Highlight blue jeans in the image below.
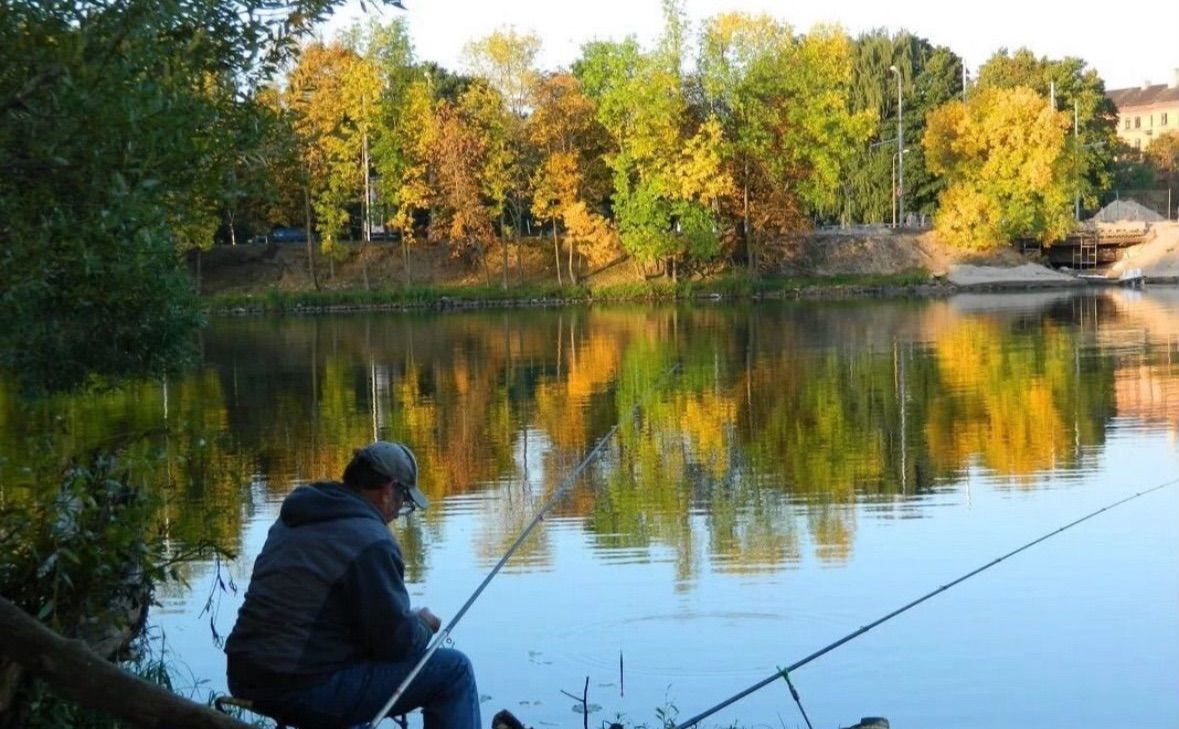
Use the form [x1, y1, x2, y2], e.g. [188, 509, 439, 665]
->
[247, 648, 480, 729]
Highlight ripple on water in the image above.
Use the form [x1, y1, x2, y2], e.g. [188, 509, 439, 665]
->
[540, 609, 846, 679]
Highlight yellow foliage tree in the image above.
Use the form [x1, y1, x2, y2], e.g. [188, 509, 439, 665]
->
[530, 151, 580, 282]
[286, 43, 381, 274]
[528, 73, 614, 283]
[561, 200, 616, 270]
[923, 86, 1075, 250]
[386, 80, 437, 283]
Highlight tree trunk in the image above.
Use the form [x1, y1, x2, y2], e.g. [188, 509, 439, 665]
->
[552, 222, 562, 286]
[478, 239, 491, 287]
[0, 596, 251, 729]
[512, 206, 524, 285]
[194, 249, 203, 295]
[500, 213, 508, 290]
[360, 242, 370, 291]
[567, 236, 577, 285]
[743, 178, 752, 274]
[515, 239, 523, 284]
[303, 185, 320, 292]
[401, 230, 411, 285]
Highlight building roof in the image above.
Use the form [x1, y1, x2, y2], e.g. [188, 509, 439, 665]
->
[1107, 82, 1179, 110]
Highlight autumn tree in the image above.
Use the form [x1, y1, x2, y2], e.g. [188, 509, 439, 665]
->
[462, 29, 542, 287]
[924, 86, 1075, 250]
[382, 80, 437, 283]
[697, 16, 873, 268]
[431, 91, 497, 284]
[457, 83, 515, 285]
[577, 21, 731, 280]
[977, 48, 1118, 214]
[529, 73, 612, 283]
[461, 28, 541, 118]
[286, 43, 369, 276]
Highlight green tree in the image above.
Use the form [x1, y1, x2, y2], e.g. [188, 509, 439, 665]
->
[1111, 140, 1157, 191]
[0, 0, 370, 391]
[576, 31, 728, 278]
[836, 30, 963, 224]
[341, 22, 414, 288]
[697, 16, 874, 267]
[924, 86, 1075, 250]
[347, 20, 437, 285]
[1145, 131, 1179, 194]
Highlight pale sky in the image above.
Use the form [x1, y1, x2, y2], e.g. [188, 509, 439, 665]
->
[321, 0, 1178, 92]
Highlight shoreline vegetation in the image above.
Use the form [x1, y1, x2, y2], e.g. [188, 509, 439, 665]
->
[206, 271, 942, 314]
[197, 229, 1123, 316]
[199, 221, 1179, 315]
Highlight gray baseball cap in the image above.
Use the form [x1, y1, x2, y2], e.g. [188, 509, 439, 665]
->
[355, 441, 428, 511]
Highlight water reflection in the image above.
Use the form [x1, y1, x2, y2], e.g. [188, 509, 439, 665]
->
[3, 293, 1178, 578]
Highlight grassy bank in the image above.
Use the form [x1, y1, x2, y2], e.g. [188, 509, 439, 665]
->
[204, 270, 936, 314]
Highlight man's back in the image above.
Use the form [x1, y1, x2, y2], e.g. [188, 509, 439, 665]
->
[223, 443, 480, 729]
[226, 481, 427, 686]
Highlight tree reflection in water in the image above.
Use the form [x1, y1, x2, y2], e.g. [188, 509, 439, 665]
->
[3, 292, 1178, 584]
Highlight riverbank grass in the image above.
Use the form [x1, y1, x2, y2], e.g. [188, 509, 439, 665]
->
[205, 270, 933, 313]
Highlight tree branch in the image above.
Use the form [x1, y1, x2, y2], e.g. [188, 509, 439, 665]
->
[0, 595, 251, 729]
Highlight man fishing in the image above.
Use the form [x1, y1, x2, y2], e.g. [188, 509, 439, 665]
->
[224, 441, 481, 729]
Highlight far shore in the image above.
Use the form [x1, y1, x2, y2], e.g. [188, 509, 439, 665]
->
[202, 271, 1177, 317]
[196, 227, 1179, 316]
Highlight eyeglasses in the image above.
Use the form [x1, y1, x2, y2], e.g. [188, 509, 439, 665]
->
[391, 481, 418, 515]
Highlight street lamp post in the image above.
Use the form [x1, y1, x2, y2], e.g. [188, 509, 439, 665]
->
[889, 65, 904, 228]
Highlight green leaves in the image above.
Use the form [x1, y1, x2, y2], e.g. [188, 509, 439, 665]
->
[0, 0, 373, 391]
[832, 30, 964, 224]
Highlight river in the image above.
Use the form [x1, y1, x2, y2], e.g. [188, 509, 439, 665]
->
[3, 289, 1177, 728]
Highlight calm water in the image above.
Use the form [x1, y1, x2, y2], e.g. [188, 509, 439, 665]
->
[3, 290, 1178, 728]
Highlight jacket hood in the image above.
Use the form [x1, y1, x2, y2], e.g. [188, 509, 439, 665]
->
[280, 481, 385, 527]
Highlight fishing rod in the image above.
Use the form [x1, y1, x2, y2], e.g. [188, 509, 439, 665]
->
[368, 363, 679, 728]
[674, 478, 1178, 729]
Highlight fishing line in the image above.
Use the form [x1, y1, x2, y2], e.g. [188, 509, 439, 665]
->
[368, 363, 680, 727]
[674, 478, 1178, 729]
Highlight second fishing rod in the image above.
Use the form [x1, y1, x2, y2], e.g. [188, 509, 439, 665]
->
[672, 477, 1178, 728]
[367, 364, 679, 728]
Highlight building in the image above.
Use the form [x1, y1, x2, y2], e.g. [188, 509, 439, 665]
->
[1107, 70, 1179, 150]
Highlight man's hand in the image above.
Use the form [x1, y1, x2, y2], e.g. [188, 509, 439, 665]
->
[416, 607, 442, 633]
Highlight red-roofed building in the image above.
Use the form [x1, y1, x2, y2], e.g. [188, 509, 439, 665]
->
[1107, 70, 1179, 150]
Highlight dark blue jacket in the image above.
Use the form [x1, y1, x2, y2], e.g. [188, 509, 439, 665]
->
[225, 482, 431, 687]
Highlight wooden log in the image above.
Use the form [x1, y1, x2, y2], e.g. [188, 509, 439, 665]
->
[0, 595, 251, 729]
